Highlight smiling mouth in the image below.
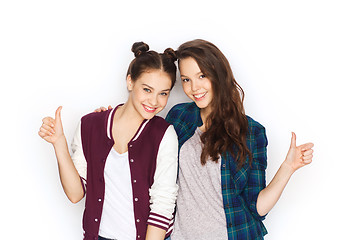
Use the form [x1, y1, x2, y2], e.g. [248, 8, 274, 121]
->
[193, 92, 207, 100]
[143, 104, 157, 113]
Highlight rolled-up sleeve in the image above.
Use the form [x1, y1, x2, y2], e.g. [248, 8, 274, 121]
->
[242, 124, 268, 220]
[148, 125, 179, 231]
[70, 121, 87, 193]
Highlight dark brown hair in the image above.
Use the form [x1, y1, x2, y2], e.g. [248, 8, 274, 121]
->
[127, 42, 177, 89]
[177, 39, 251, 167]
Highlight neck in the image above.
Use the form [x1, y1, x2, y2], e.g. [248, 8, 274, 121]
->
[199, 106, 212, 132]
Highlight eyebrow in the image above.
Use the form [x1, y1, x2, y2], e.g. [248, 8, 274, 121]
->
[180, 71, 203, 78]
[142, 83, 171, 92]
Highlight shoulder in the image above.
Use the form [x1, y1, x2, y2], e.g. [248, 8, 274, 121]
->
[81, 110, 109, 122]
[171, 102, 196, 111]
[160, 125, 178, 147]
[144, 115, 171, 136]
[246, 115, 264, 129]
[246, 115, 268, 149]
[80, 109, 112, 131]
[246, 115, 266, 136]
[167, 102, 196, 115]
[246, 116, 268, 168]
[246, 116, 268, 156]
[150, 115, 170, 128]
[165, 102, 198, 124]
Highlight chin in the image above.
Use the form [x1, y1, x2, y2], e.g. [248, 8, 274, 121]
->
[195, 101, 210, 109]
[142, 110, 161, 120]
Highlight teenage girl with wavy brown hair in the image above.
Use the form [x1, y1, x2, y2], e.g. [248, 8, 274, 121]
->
[39, 42, 179, 240]
[164, 39, 314, 240]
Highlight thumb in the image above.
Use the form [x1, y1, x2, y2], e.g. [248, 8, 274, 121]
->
[55, 106, 63, 123]
[290, 132, 297, 148]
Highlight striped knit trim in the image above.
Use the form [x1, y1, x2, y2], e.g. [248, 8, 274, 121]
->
[106, 108, 114, 139]
[132, 119, 150, 141]
[79, 177, 87, 194]
[147, 212, 170, 231]
[165, 218, 175, 236]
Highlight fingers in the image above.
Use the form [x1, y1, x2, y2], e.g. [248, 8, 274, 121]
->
[300, 142, 314, 151]
[290, 132, 297, 148]
[94, 106, 112, 112]
[42, 117, 55, 127]
[302, 153, 313, 161]
[40, 122, 55, 134]
[94, 107, 106, 112]
[38, 128, 52, 137]
[38, 126, 53, 139]
[40, 116, 55, 135]
[55, 106, 62, 122]
[302, 158, 312, 164]
[302, 149, 313, 157]
[39, 108, 61, 142]
[301, 148, 314, 164]
[38, 130, 52, 143]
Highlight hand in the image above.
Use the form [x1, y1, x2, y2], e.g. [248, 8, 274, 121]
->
[94, 105, 112, 113]
[38, 106, 65, 144]
[283, 132, 314, 172]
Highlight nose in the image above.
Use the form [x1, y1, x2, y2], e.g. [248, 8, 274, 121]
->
[149, 93, 158, 106]
[191, 79, 200, 92]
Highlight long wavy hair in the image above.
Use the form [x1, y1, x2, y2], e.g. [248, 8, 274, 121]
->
[177, 39, 251, 167]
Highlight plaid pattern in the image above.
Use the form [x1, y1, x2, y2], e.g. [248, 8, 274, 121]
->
[165, 102, 268, 240]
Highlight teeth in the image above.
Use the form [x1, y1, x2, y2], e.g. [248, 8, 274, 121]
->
[194, 93, 206, 99]
[144, 105, 155, 111]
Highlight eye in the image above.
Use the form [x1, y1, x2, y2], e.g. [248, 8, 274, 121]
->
[143, 88, 151, 93]
[199, 74, 206, 79]
[160, 92, 169, 96]
[182, 78, 190, 82]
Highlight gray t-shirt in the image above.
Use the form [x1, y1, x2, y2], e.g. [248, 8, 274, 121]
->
[171, 128, 228, 240]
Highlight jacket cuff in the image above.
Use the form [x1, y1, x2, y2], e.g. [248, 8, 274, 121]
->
[147, 212, 171, 231]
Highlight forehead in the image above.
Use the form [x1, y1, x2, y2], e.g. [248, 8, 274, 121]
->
[135, 70, 172, 89]
[179, 57, 201, 75]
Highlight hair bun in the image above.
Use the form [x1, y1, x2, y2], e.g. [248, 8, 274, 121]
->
[164, 48, 177, 62]
[132, 42, 149, 57]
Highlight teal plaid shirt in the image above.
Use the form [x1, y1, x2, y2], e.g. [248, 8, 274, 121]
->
[165, 102, 268, 240]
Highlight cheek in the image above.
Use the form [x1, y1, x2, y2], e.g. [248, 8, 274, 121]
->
[205, 79, 213, 90]
[132, 89, 145, 102]
[182, 83, 190, 94]
[159, 97, 169, 107]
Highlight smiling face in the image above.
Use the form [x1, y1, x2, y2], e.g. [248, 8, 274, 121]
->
[179, 57, 213, 114]
[127, 69, 172, 120]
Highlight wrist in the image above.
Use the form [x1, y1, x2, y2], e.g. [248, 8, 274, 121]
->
[280, 161, 296, 176]
[53, 135, 67, 149]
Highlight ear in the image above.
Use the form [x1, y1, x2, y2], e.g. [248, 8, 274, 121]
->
[126, 74, 134, 91]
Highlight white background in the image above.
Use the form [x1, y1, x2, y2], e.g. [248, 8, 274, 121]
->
[1, 0, 353, 239]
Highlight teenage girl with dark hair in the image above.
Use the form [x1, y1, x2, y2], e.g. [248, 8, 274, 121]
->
[39, 42, 179, 240]
[165, 39, 314, 240]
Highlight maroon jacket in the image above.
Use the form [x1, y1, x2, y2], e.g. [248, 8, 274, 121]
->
[79, 107, 171, 240]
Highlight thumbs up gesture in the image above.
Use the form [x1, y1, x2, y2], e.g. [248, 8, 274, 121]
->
[284, 132, 314, 172]
[38, 106, 65, 144]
